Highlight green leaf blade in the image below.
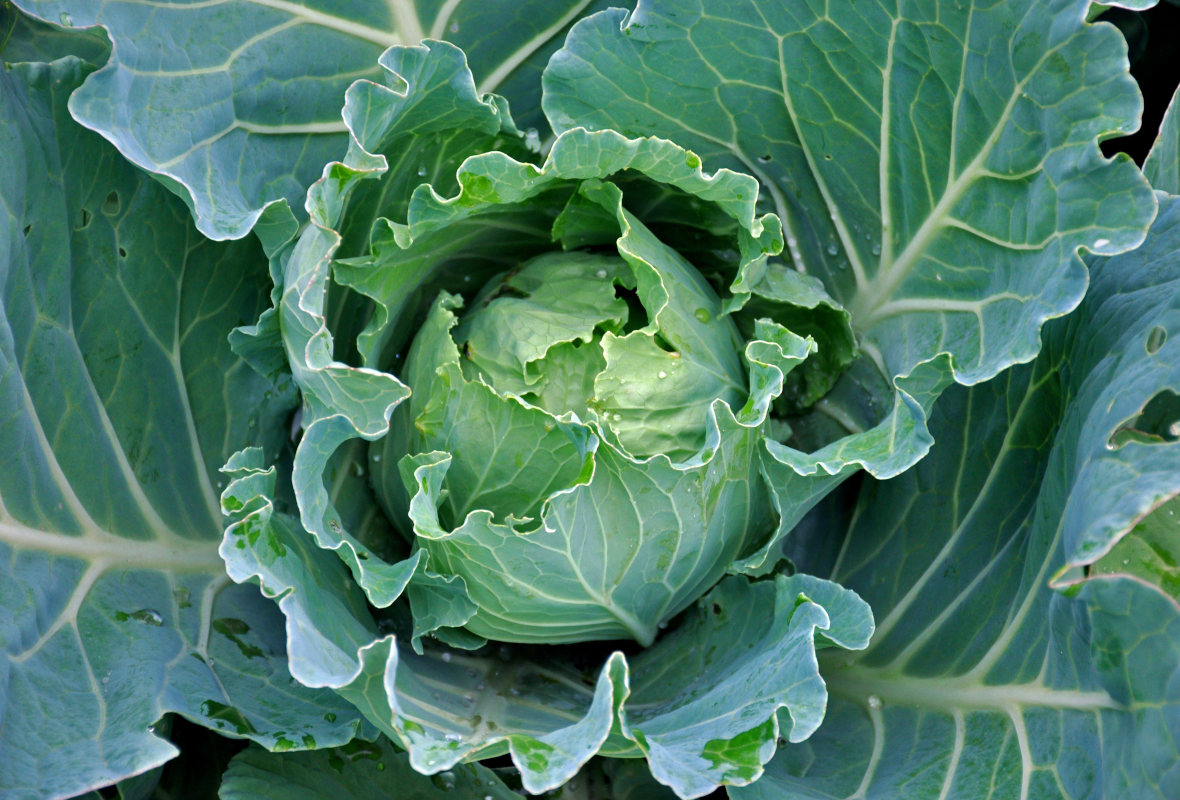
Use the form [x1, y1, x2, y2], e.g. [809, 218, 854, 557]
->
[0, 50, 359, 799]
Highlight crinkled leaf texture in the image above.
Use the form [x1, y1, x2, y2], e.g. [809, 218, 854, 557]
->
[544, 0, 1156, 385]
[221, 39, 880, 797]
[9, 0, 621, 240]
[0, 30, 363, 800]
[735, 196, 1180, 799]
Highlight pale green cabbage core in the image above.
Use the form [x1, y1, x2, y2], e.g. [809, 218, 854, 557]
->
[452, 250, 745, 460]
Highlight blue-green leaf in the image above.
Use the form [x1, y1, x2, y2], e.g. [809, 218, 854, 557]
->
[736, 196, 1180, 800]
[220, 741, 520, 799]
[1145, 83, 1180, 195]
[0, 48, 359, 800]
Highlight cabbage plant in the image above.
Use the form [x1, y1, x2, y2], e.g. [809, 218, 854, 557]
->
[1, 0, 1179, 799]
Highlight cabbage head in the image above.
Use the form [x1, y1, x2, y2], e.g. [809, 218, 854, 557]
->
[373, 197, 827, 646]
[222, 39, 894, 796]
[376, 241, 771, 646]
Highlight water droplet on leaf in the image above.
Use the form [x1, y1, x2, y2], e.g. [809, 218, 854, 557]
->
[115, 609, 163, 626]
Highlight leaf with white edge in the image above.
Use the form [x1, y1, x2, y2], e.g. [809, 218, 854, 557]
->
[1145, 82, 1180, 195]
[543, 0, 1157, 386]
[220, 741, 521, 800]
[397, 412, 762, 646]
[8, 0, 621, 240]
[589, 181, 747, 459]
[734, 195, 1180, 800]
[404, 566, 482, 654]
[0, 50, 359, 800]
[731, 354, 942, 576]
[0, 2, 108, 66]
[1090, 496, 1180, 598]
[1093, 0, 1159, 10]
[220, 448, 383, 689]
[616, 574, 872, 798]
[730, 262, 858, 410]
[388, 293, 598, 529]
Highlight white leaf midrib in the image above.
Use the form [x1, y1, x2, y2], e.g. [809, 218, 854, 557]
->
[824, 665, 1121, 713]
[0, 517, 223, 571]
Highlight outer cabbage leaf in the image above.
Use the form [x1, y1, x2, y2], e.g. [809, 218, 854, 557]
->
[543, 0, 1156, 387]
[8, 0, 622, 240]
[615, 574, 872, 796]
[0, 2, 108, 64]
[1091, 0, 1159, 10]
[1144, 83, 1180, 195]
[735, 197, 1180, 800]
[221, 40, 877, 797]
[0, 43, 361, 800]
[219, 741, 520, 799]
